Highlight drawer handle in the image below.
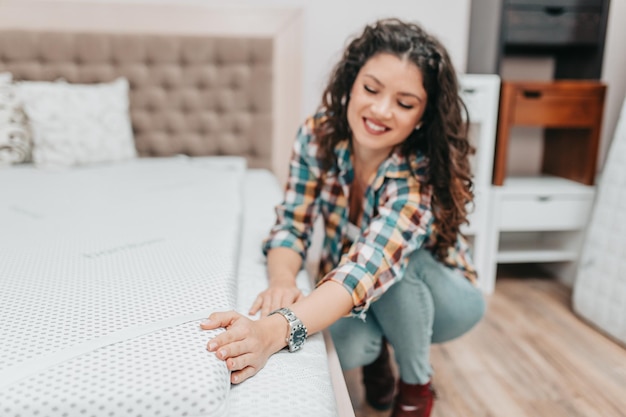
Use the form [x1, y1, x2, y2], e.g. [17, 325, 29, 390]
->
[537, 196, 552, 202]
[544, 6, 565, 16]
[462, 88, 476, 95]
[522, 90, 542, 99]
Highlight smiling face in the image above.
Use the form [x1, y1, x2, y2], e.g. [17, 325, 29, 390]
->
[347, 52, 428, 159]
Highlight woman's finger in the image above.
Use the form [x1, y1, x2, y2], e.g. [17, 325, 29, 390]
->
[248, 296, 263, 315]
[215, 339, 251, 360]
[206, 321, 250, 351]
[199, 310, 240, 330]
[231, 365, 259, 384]
[207, 328, 244, 351]
[225, 352, 255, 372]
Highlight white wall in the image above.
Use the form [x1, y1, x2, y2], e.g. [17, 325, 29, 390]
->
[185, 0, 471, 118]
[35, 0, 471, 118]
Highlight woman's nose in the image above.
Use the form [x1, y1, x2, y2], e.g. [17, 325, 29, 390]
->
[371, 97, 392, 119]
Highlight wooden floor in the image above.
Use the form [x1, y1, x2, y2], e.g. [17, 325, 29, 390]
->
[343, 270, 626, 417]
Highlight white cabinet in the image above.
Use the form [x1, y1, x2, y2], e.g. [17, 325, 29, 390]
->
[458, 77, 597, 294]
[483, 80, 605, 293]
[497, 176, 595, 232]
[460, 74, 500, 190]
[457, 74, 501, 293]
[483, 176, 595, 292]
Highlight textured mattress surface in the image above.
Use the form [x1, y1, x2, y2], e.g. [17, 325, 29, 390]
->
[0, 158, 338, 417]
[231, 170, 338, 417]
[573, 99, 626, 345]
[0, 157, 242, 416]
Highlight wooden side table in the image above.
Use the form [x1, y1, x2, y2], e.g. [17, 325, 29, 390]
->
[485, 80, 606, 289]
[493, 80, 606, 185]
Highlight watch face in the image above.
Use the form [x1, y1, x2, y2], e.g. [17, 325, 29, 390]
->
[292, 326, 307, 348]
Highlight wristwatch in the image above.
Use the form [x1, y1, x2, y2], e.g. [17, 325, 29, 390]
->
[269, 307, 308, 352]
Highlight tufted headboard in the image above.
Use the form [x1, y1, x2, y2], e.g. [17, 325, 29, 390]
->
[0, 1, 302, 182]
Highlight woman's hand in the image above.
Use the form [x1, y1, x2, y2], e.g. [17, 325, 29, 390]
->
[200, 310, 288, 384]
[252, 247, 305, 316]
[249, 284, 304, 317]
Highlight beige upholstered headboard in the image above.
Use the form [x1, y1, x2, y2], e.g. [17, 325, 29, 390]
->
[0, 1, 302, 182]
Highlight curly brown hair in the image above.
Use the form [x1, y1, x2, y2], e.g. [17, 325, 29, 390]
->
[314, 18, 474, 261]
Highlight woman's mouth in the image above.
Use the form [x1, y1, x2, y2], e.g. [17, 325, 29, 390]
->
[363, 117, 389, 134]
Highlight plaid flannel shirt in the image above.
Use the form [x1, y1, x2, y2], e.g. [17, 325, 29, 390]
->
[262, 116, 477, 318]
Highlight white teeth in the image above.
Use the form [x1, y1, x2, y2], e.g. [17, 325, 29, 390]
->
[365, 119, 386, 132]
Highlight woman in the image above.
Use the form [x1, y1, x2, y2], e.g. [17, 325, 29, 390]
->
[201, 18, 486, 417]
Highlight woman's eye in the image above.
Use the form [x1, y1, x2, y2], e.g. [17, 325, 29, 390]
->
[364, 85, 377, 94]
[398, 102, 414, 109]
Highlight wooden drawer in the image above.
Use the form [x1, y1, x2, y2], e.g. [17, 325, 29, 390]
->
[499, 194, 593, 231]
[493, 81, 606, 186]
[509, 82, 605, 127]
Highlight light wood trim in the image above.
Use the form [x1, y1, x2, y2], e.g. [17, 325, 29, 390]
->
[493, 82, 515, 185]
[272, 8, 303, 187]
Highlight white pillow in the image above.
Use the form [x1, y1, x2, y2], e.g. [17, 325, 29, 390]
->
[16, 78, 137, 168]
[0, 72, 33, 165]
[0, 72, 12, 83]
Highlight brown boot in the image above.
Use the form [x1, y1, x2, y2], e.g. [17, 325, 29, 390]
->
[362, 339, 395, 410]
[390, 380, 436, 417]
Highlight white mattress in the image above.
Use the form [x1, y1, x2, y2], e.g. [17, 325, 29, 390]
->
[573, 98, 626, 346]
[231, 170, 338, 417]
[0, 158, 338, 417]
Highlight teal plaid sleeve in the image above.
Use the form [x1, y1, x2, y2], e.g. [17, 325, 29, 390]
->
[319, 176, 434, 318]
[444, 235, 477, 282]
[262, 120, 321, 260]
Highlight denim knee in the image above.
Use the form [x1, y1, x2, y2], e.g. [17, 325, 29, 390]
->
[437, 292, 484, 341]
[400, 247, 486, 344]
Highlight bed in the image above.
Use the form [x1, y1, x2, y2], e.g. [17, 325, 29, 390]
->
[0, 1, 350, 416]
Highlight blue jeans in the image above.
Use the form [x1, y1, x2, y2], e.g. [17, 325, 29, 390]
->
[329, 248, 486, 384]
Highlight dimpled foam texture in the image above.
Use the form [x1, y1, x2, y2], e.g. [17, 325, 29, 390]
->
[0, 157, 246, 417]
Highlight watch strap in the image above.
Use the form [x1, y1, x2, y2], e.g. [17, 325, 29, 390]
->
[269, 307, 308, 352]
